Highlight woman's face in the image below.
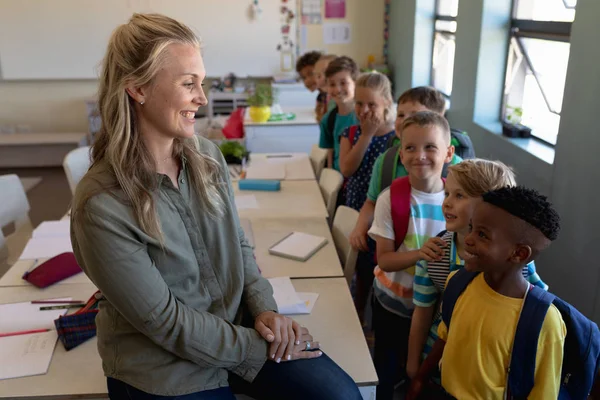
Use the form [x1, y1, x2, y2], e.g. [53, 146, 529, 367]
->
[137, 43, 208, 140]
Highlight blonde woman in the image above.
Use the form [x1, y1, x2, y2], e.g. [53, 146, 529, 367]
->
[71, 13, 361, 400]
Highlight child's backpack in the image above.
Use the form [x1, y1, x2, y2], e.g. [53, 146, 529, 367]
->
[442, 268, 600, 400]
[326, 106, 339, 139]
[380, 128, 475, 193]
[389, 176, 445, 249]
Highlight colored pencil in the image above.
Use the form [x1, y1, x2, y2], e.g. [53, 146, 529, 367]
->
[39, 303, 85, 311]
[31, 300, 84, 304]
[0, 328, 51, 338]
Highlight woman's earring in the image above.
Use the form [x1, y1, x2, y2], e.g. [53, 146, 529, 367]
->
[140, 101, 145, 105]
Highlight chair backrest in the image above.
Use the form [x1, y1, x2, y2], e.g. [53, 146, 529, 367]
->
[331, 206, 359, 286]
[310, 144, 329, 180]
[0, 174, 32, 267]
[63, 146, 92, 195]
[318, 168, 344, 219]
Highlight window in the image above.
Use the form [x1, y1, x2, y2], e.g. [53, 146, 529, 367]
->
[503, 0, 576, 145]
[431, 0, 459, 98]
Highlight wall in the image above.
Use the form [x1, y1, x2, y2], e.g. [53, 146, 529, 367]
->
[0, 0, 385, 133]
[302, 0, 385, 68]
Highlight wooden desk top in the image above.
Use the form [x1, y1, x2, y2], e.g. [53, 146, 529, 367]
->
[246, 217, 343, 279]
[291, 278, 378, 386]
[233, 180, 327, 219]
[0, 279, 377, 399]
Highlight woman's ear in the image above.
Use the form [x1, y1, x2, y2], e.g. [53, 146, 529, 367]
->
[125, 85, 146, 105]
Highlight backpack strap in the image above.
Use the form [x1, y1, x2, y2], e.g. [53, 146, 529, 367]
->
[326, 106, 339, 139]
[381, 145, 400, 193]
[348, 125, 359, 145]
[441, 268, 480, 331]
[389, 176, 411, 249]
[507, 286, 555, 399]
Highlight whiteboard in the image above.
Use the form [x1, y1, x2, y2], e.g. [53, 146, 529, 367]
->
[0, 0, 296, 80]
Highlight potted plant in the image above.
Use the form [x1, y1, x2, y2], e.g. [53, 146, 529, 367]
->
[219, 140, 249, 165]
[502, 106, 532, 139]
[247, 84, 275, 123]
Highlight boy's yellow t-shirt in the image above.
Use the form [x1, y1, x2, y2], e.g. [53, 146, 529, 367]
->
[438, 272, 566, 400]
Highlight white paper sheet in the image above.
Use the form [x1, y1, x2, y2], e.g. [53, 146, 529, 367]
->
[32, 220, 70, 238]
[268, 277, 316, 315]
[234, 195, 259, 210]
[0, 330, 60, 380]
[245, 163, 285, 180]
[19, 237, 73, 260]
[270, 232, 327, 261]
[0, 299, 70, 380]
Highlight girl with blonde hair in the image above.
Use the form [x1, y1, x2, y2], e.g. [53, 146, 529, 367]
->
[406, 159, 547, 393]
[71, 13, 360, 400]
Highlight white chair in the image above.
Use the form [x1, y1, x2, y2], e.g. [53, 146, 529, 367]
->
[0, 174, 33, 273]
[63, 146, 92, 195]
[332, 206, 359, 286]
[318, 168, 344, 220]
[310, 144, 329, 180]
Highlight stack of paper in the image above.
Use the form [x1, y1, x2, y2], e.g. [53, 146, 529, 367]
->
[19, 220, 72, 260]
[267, 277, 319, 315]
[0, 298, 70, 380]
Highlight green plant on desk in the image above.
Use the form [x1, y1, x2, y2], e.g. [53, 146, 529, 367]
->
[219, 141, 249, 165]
[247, 84, 277, 123]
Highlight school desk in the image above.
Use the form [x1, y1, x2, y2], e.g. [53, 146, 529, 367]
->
[229, 152, 315, 181]
[0, 279, 377, 399]
[244, 217, 343, 279]
[233, 180, 328, 219]
[243, 107, 319, 154]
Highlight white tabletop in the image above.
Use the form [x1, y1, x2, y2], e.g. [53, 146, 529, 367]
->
[0, 258, 93, 287]
[233, 180, 327, 219]
[243, 107, 317, 127]
[0, 278, 377, 399]
[291, 278, 378, 386]
[245, 217, 343, 279]
[229, 153, 315, 182]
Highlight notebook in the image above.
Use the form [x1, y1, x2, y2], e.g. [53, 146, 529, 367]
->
[268, 232, 328, 262]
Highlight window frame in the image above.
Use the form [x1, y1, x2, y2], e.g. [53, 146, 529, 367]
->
[502, 0, 574, 145]
[430, 0, 458, 99]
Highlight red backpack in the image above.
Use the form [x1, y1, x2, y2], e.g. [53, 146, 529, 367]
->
[389, 176, 445, 249]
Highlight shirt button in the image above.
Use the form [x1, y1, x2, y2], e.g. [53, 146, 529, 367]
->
[180, 178, 185, 184]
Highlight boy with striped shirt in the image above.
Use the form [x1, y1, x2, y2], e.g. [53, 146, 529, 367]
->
[368, 112, 454, 400]
[407, 160, 547, 382]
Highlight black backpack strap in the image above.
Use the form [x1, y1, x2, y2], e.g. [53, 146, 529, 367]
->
[326, 106, 338, 139]
[507, 286, 555, 399]
[441, 269, 479, 331]
[381, 145, 400, 192]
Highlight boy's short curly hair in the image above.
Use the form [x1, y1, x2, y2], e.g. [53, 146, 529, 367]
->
[296, 51, 322, 73]
[325, 56, 359, 80]
[483, 186, 561, 241]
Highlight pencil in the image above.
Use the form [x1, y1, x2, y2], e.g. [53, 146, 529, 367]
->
[31, 300, 84, 304]
[0, 328, 51, 338]
[39, 303, 86, 311]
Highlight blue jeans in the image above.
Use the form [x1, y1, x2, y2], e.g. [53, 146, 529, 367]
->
[107, 352, 362, 400]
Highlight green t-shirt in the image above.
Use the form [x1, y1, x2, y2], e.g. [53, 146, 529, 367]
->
[366, 149, 463, 202]
[318, 108, 359, 171]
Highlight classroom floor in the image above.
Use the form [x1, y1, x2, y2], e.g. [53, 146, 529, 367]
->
[0, 167, 71, 227]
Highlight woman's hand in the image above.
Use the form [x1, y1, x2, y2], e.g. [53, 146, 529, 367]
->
[255, 311, 303, 363]
[286, 327, 323, 361]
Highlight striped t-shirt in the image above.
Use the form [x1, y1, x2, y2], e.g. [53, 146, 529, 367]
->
[413, 230, 548, 357]
[368, 186, 446, 318]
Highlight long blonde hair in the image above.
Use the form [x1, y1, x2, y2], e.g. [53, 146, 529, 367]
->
[355, 72, 395, 125]
[74, 13, 223, 240]
[448, 159, 517, 197]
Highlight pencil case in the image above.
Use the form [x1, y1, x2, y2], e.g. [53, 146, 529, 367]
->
[54, 291, 102, 351]
[22, 252, 82, 288]
[238, 179, 281, 191]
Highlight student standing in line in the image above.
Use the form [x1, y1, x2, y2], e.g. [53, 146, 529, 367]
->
[71, 13, 361, 400]
[368, 112, 454, 400]
[338, 72, 395, 319]
[313, 54, 337, 122]
[318, 56, 359, 171]
[296, 51, 321, 93]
